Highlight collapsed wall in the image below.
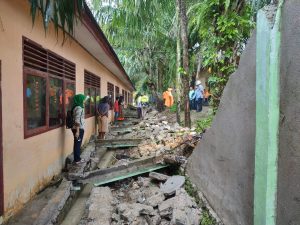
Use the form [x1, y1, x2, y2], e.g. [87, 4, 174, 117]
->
[277, 1, 300, 224]
[187, 1, 300, 225]
[186, 33, 256, 225]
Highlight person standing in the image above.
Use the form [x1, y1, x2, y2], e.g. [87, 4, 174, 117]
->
[195, 80, 204, 112]
[140, 93, 149, 119]
[118, 96, 124, 120]
[72, 94, 86, 164]
[113, 97, 120, 123]
[136, 94, 142, 119]
[162, 88, 174, 108]
[97, 96, 110, 139]
[189, 86, 195, 110]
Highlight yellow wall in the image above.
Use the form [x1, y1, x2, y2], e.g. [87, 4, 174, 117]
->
[0, 0, 131, 218]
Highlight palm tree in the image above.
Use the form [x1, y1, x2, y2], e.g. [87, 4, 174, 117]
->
[29, 0, 85, 39]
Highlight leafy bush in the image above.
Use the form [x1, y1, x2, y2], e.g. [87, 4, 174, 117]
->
[170, 102, 178, 113]
[195, 116, 213, 133]
[200, 210, 217, 225]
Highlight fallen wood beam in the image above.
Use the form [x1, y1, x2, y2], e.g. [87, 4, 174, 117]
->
[96, 138, 142, 149]
[69, 156, 169, 186]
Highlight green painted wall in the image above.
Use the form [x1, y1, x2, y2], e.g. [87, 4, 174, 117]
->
[254, 2, 283, 225]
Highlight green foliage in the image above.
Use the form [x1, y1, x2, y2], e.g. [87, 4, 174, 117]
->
[188, 0, 254, 112]
[90, 0, 177, 93]
[29, 0, 85, 41]
[184, 176, 202, 206]
[170, 102, 178, 113]
[195, 115, 213, 133]
[200, 210, 217, 225]
[183, 176, 216, 225]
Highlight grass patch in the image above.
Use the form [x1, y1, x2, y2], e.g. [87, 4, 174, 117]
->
[195, 115, 213, 133]
[200, 210, 217, 225]
[183, 176, 217, 225]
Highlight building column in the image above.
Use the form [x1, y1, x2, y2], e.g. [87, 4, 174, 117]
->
[254, 1, 283, 225]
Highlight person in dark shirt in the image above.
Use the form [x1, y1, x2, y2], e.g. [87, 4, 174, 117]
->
[97, 96, 110, 139]
[114, 97, 120, 124]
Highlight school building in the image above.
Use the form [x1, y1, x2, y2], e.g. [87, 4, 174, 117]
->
[0, 0, 134, 220]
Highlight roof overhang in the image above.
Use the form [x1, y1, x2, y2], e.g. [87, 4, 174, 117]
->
[72, 3, 135, 91]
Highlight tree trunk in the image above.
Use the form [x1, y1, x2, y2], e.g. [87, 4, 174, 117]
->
[176, 0, 181, 124]
[178, 0, 191, 128]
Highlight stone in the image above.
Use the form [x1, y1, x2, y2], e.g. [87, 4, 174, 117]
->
[149, 172, 170, 182]
[151, 214, 162, 225]
[162, 121, 168, 125]
[117, 203, 155, 222]
[171, 189, 201, 225]
[87, 187, 114, 225]
[160, 176, 185, 196]
[146, 192, 165, 207]
[158, 197, 175, 219]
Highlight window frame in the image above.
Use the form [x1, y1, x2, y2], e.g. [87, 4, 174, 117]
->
[115, 86, 120, 98]
[107, 82, 114, 110]
[84, 70, 101, 119]
[23, 37, 76, 138]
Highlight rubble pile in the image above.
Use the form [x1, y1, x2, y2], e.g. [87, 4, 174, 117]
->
[85, 174, 201, 225]
[108, 110, 199, 161]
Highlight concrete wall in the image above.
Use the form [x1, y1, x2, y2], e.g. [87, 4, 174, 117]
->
[187, 33, 256, 225]
[0, 0, 131, 218]
[277, 1, 300, 224]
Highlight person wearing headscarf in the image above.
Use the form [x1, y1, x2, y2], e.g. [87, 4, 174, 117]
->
[72, 94, 86, 164]
[97, 96, 110, 139]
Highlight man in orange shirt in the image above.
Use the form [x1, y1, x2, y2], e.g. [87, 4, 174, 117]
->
[163, 88, 174, 108]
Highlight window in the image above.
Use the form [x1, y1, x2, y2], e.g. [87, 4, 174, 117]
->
[115, 86, 120, 98]
[26, 74, 47, 130]
[84, 70, 101, 118]
[23, 37, 76, 138]
[128, 92, 132, 105]
[107, 82, 114, 109]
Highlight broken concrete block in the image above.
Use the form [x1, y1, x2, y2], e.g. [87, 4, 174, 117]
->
[117, 203, 155, 222]
[87, 187, 114, 225]
[146, 192, 165, 207]
[158, 197, 175, 219]
[171, 189, 201, 225]
[149, 172, 170, 182]
[160, 176, 185, 196]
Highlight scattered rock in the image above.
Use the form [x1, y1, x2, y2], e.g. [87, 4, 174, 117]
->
[149, 172, 170, 182]
[86, 187, 114, 225]
[117, 203, 155, 222]
[146, 192, 165, 207]
[160, 176, 185, 196]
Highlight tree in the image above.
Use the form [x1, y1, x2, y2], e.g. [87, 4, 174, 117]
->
[178, 0, 191, 128]
[29, 0, 85, 40]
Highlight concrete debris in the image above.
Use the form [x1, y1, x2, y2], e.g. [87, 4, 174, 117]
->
[105, 109, 200, 162]
[149, 172, 170, 182]
[83, 175, 201, 225]
[117, 203, 155, 222]
[160, 176, 185, 196]
[86, 187, 114, 225]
